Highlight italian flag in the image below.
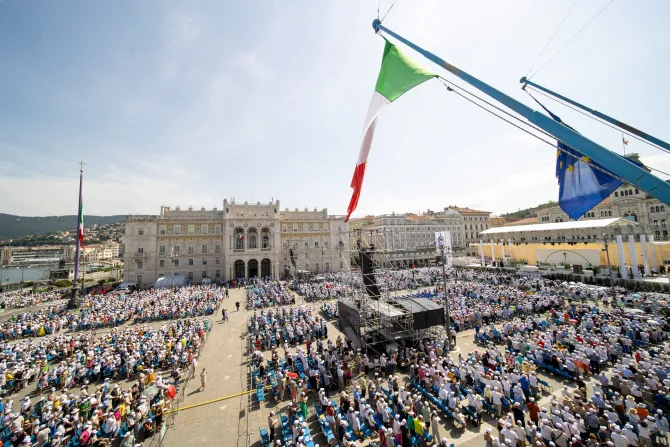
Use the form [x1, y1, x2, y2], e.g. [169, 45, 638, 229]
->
[78, 199, 85, 250]
[344, 38, 436, 222]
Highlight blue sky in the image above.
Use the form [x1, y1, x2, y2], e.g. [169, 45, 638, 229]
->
[1, 0, 669, 217]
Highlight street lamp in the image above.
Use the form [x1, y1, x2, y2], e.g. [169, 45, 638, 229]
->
[437, 234, 455, 351]
[170, 248, 177, 290]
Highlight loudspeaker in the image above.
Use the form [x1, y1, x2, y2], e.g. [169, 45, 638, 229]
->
[361, 249, 381, 300]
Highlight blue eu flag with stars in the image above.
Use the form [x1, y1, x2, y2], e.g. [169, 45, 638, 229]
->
[531, 97, 630, 221]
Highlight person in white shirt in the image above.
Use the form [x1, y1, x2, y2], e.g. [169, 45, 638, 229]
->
[611, 426, 631, 447]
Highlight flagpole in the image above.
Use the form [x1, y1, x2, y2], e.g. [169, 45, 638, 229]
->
[622, 133, 626, 156]
[520, 78, 670, 153]
[73, 162, 84, 291]
[371, 19, 670, 205]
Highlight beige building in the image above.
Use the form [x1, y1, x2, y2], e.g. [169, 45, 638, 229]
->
[535, 184, 669, 240]
[82, 243, 121, 263]
[0, 245, 76, 266]
[446, 206, 492, 255]
[122, 199, 348, 288]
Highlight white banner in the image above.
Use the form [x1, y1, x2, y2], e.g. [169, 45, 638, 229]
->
[435, 231, 453, 267]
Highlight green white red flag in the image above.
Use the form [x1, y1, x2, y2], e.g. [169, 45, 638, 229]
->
[78, 198, 85, 250]
[344, 39, 436, 222]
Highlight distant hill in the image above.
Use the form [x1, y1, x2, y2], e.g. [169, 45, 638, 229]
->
[501, 201, 558, 219]
[0, 214, 126, 241]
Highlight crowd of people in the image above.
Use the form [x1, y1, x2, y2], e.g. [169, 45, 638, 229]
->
[0, 291, 65, 310]
[0, 286, 223, 340]
[247, 280, 295, 309]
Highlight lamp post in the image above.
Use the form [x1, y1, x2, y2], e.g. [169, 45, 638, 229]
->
[170, 249, 176, 290]
[437, 234, 455, 351]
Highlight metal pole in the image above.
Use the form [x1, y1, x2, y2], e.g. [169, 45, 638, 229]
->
[73, 162, 84, 289]
[371, 19, 670, 204]
[439, 237, 454, 351]
[520, 78, 670, 153]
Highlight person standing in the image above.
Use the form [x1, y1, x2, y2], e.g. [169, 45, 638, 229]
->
[200, 368, 207, 391]
[430, 412, 440, 444]
[236, 301, 241, 311]
[268, 411, 278, 441]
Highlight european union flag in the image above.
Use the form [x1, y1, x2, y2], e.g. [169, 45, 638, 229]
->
[532, 97, 627, 221]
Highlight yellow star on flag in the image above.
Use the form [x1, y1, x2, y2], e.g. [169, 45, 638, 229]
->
[581, 156, 590, 163]
[567, 164, 575, 173]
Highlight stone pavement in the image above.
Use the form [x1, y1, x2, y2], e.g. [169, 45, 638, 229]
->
[162, 289, 580, 447]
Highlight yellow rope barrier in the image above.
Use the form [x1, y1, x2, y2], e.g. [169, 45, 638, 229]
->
[165, 386, 272, 414]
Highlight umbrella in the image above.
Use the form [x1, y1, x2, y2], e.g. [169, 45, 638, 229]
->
[631, 294, 642, 298]
[287, 372, 299, 379]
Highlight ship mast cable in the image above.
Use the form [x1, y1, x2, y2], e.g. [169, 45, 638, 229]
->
[438, 77, 670, 179]
[528, 0, 615, 80]
[524, 85, 670, 156]
[525, 0, 580, 77]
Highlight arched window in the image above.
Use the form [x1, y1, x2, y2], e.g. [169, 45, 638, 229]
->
[615, 192, 619, 197]
[662, 206, 666, 212]
[651, 207, 655, 213]
[608, 211, 612, 216]
[624, 190, 629, 196]
[654, 220, 659, 227]
[635, 188, 639, 194]
[234, 228, 245, 249]
[248, 228, 257, 249]
[261, 228, 270, 249]
[656, 206, 661, 212]
[662, 219, 667, 227]
[628, 189, 633, 195]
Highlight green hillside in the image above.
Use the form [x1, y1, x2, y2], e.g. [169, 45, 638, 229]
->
[0, 214, 126, 241]
[501, 201, 558, 219]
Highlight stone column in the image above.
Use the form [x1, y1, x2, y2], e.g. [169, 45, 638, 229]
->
[480, 240, 485, 266]
[649, 235, 657, 272]
[501, 240, 505, 260]
[508, 239, 513, 261]
[640, 234, 651, 276]
[616, 235, 628, 279]
[628, 235, 639, 278]
[490, 240, 495, 263]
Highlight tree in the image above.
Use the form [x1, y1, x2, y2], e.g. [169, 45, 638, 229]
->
[625, 153, 651, 172]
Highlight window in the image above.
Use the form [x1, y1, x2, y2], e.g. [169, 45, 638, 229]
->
[248, 235, 256, 249]
[340, 261, 344, 269]
[324, 241, 328, 247]
[615, 192, 618, 197]
[159, 260, 165, 268]
[664, 230, 668, 238]
[189, 259, 194, 266]
[662, 206, 666, 212]
[138, 228, 144, 236]
[215, 270, 221, 278]
[173, 245, 180, 254]
[215, 258, 220, 265]
[215, 245, 221, 254]
[313, 223, 319, 232]
[326, 263, 329, 270]
[188, 272, 193, 279]
[174, 225, 181, 235]
[608, 211, 612, 216]
[137, 261, 143, 269]
[188, 225, 195, 234]
[158, 273, 164, 278]
[293, 224, 298, 232]
[188, 245, 194, 255]
[174, 259, 180, 267]
[628, 189, 633, 196]
[663, 220, 667, 227]
[215, 225, 222, 234]
[651, 207, 655, 213]
[282, 225, 287, 233]
[201, 225, 208, 234]
[657, 206, 661, 212]
[159, 245, 166, 256]
[635, 188, 639, 194]
[137, 246, 144, 253]
[315, 241, 319, 247]
[159, 225, 166, 235]
[315, 263, 319, 271]
[136, 275, 142, 284]
[202, 271, 207, 278]
[202, 244, 208, 254]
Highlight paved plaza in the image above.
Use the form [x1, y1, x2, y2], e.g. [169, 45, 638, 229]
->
[162, 288, 587, 447]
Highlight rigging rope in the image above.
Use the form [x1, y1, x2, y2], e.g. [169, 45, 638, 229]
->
[525, 0, 581, 77]
[437, 78, 634, 184]
[380, 0, 399, 23]
[528, 0, 615, 79]
[524, 85, 670, 156]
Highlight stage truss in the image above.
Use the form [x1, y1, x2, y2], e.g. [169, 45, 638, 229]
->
[335, 228, 440, 356]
